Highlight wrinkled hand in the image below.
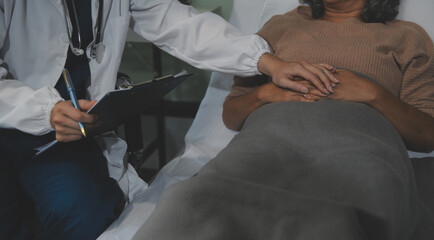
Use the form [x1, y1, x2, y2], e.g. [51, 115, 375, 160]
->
[258, 54, 339, 94]
[326, 69, 380, 104]
[257, 81, 328, 103]
[257, 82, 313, 103]
[50, 100, 98, 142]
[295, 79, 330, 100]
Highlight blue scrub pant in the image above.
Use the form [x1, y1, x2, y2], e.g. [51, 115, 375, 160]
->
[0, 130, 125, 240]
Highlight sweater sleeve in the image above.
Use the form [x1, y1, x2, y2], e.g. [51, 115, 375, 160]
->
[398, 22, 434, 118]
[225, 75, 270, 101]
[256, 15, 286, 54]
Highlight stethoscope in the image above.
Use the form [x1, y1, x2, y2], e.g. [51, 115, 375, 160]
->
[62, 0, 105, 63]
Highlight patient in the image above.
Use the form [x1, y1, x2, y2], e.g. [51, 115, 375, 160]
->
[136, 1, 434, 239]
[223, 0, 434, 152]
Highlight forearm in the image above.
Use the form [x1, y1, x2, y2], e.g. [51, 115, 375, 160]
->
[257, 54, 283, 77]
[223, 90, 266, 131]
[131, 0, 269, 76]
[367, 87, 434, 152]
[0, 57, 63, 135]
[223, 80, 322, 131]
[0, 82, 62, 135]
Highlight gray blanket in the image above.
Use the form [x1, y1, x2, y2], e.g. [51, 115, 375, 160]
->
[135, 100, 434, 240]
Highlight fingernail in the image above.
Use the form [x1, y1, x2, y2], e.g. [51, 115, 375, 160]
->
[334, 77, 340, 83]
[332, 83, 336, 87]
[328, 86, 334, 93]
[323, 87, 330, 94]
[301, 87, 309, 94]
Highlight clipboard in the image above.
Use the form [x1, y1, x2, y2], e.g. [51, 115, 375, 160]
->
[34, 71, 192, 156]
[88, 71, 192, 136]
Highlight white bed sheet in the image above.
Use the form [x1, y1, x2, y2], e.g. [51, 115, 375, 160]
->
[98, 0, 434, 239]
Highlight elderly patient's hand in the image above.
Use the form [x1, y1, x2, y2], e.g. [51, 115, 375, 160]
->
[256, 82, 327, 104]
[327, 69, 381, 104]
[257, 54, 339, 94]
[50, 100, 99, 142]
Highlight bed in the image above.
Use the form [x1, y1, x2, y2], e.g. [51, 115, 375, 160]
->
[98, 0, 434, 239]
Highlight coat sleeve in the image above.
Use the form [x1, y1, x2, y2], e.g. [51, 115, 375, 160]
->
[129, 0, 270, 76]
[0, 5, 63, 135]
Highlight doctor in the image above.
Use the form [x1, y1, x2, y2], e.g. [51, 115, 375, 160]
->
[0, 0, 336, 239]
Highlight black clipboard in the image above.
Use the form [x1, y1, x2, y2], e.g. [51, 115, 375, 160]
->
[87, 72, 192, 136]
[34, 71, 192, 157]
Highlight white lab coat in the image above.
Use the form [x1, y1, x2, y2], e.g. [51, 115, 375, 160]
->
[0, 0, 269, 200]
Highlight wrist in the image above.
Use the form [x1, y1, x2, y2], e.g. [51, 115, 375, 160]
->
[364, 83, 386, 107]
[254, 86, 270, 105]
[257, 53, 283, 77]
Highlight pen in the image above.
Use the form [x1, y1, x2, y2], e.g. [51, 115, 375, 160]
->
[62, 68, 87, 137]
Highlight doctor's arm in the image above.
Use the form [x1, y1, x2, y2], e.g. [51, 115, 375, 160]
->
[50, 100, 98, 142]
[0, 9, 96, 140]
[0, 6, 55, 135]
[0, 74, 60, 135]
[129, 0, 336, 93]
[0, 62, 97, 141]
[0, 7, 61, 135]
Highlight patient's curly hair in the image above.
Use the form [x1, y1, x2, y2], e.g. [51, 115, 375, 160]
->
[299, 0, 400, 23]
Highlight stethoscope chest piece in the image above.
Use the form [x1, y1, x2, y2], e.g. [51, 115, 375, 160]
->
[62, 0, 105, 63]
[91, 42, 105, 63]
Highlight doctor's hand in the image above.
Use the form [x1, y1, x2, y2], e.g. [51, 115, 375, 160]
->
[257, 54, 338, 95]
[257, 81, 327, 103]
[50, 100, 98, 142]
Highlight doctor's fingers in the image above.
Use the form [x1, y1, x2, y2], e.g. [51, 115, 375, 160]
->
[52, 115, 83, 132]
[296, 61, 335, 94]
[264, 85, 316, 103]
[55, 131, 83, 142]
[51, 117, 83, 142]
[314, 64, 339, 84]
[55, 125, 83, 136]
[274, 62, 329, 94]
[57, 101, 98, 124]
[52, 115, 90, 142]
[317, 63, 336, 73]
[78, 99, 98, 112]
[297, 80, 329, 97]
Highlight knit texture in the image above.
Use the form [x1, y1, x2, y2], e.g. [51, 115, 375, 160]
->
[228, 6, 434, 117]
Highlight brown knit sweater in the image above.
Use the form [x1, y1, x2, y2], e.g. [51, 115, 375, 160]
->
[227, 6, 434, 118]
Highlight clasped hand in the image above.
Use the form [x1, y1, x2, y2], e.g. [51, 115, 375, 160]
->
[258, 68, 380, 105]
[258, 54, 339, 95]
[326, 69, 380, 104]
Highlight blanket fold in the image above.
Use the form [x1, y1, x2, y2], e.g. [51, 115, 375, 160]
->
[135, 100, 433, 240]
